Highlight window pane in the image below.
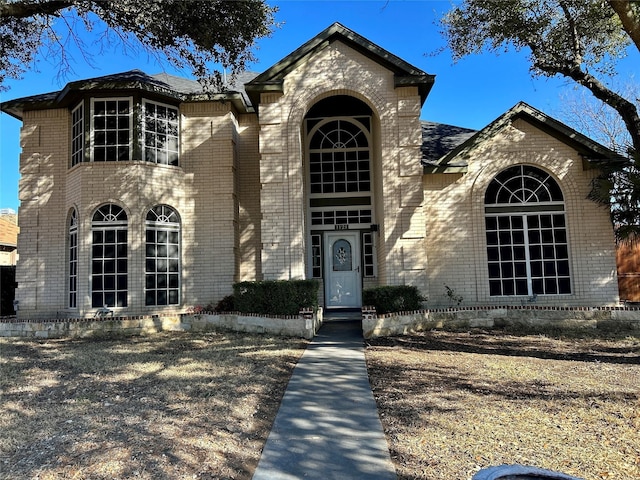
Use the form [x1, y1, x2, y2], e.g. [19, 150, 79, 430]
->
[489, 280, 502, 296]
[91, 206, 128, 308]
[143, 101, 179, 165]
[145, 210, 181, 306]
[485, 184, 571, 297]
[93, 98, 131, 162]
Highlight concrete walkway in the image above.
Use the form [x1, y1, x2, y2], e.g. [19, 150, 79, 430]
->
[252, 313, 397, 480]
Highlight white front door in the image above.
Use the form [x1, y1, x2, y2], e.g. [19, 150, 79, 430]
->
[324, 232, 362, 309]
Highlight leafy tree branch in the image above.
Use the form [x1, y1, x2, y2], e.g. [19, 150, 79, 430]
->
[0, 0, 277, 90]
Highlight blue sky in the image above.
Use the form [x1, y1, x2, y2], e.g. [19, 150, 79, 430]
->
[1, 0, 638, 212]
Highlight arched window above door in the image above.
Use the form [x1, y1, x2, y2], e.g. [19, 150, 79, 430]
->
[308, 118, 371, 195]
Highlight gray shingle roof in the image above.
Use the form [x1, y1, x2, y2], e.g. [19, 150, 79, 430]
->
[421, 121, 476, 165]
[1, 69, 259, 119]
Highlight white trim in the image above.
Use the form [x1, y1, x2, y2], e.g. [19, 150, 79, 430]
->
[89, 97, 133, 162]
[71, 102, 84, 167]
[142, 99, 180, 165]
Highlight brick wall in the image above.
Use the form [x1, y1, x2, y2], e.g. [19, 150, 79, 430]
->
[423, 119, 619, 307]
[255, 40, 426, 291]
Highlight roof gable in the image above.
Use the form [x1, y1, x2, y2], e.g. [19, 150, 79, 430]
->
[245, 22, 435, 107]
[424, 102, 627, 174]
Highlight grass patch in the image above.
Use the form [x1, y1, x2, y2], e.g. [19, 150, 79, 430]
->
[0, 332, 306, 480]
[366, 329, 640, 480]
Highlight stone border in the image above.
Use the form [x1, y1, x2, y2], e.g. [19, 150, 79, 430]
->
[362, 306, 640, 339]
[0, 308, 323, 340]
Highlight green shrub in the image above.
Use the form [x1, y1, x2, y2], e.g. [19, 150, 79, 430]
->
[214, 295, 235, 313]
[362, 285, 426, 314]
[233, 280, 320, 316]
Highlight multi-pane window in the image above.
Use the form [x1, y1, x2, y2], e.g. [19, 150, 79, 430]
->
[362, 232, 375, 278]
[485, 165, 571, 297]
[145, 205, 180, 306]
[68, 208, 78, 308]
[74, 97, 179, 166]
[143, 100, 179, 165]
[91, 204, 128, 308]
[92, 98, 132, 161]
[308, 118, 371, 194]
[309, 232, 375, 279]
[71, 103, 84, 166]
[310, 209, 372, 226]
[311, 234, 322, 278]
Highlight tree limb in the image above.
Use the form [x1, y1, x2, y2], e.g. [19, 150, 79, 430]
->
[558, 0, 583, 64]
[608, 0, 640, 52]
[537, 57, 640, 157]
[0, 1, 75, 19]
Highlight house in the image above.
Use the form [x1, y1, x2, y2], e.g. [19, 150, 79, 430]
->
[0, 211, 19, 266]
[0, 23, 624, 320]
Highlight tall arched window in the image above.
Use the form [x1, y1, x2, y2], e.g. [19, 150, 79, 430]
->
[145, 205, 181, 306]
[68, 208, 78, 308]
[91, 204, 128, 307]
[485, 165, 571, 296]
[308, 118, 371, 196]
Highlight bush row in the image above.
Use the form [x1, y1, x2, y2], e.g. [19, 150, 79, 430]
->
[229, 280, 320, 316]
[362, 285, 426, 314]
[212, 281, 424, 316]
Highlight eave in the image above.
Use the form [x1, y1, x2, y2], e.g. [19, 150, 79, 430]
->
[1, 70, 254, 120]
[424, 101, 628, 175]
[245, 22, 435, 110]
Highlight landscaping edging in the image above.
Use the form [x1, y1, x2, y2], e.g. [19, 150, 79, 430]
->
[362, 306, 640, 339]
[0, 308, 323, 340]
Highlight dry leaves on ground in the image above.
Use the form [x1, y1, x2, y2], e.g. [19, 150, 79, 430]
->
[0, 332, 307, 480]
[366, 330, 640, 480]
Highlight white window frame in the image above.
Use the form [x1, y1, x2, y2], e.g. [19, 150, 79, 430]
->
[145, 205, 181, 306]
[68, 208, 78, 308]
[142, 99, 180, 166]
[90, 97, 133, 162]
[91, 204, 128, 308]
[485, 165, 571, 297]
[71, 102, 84, 166]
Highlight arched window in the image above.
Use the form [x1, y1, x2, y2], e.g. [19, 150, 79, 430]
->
[485, 165, 571, 297]
[91, 204, 128, 307]
[68, 208, 78, 308]
[305, 105, 376, 280]
[145, 205, 181, 306]
[308, 118, 371, 195]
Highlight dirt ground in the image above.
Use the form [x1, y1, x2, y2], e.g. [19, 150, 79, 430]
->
[2, 328, 639, 480]
[0, 332, 307, 480]
[366, 329, 640, 480]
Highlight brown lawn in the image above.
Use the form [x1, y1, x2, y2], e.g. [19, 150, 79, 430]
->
[2, 328, 639, 480]
[366, 329, 640, 480]
[0, 332, 306, 480]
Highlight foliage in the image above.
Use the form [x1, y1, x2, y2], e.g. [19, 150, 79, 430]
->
[233, 280, 320, 316]
[214, 294, 235, 313]
[441, 0, 640, 240]
[0, 266, 16, 316]
[0, 0, 277, 90]
[363, 285, 426, 314]
[441, 0, 640, 154]
[443, 284, 463, 306]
